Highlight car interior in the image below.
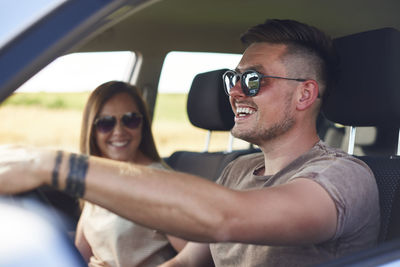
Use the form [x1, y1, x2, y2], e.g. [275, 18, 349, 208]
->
[1, 0, 400, 265]
[165, 26, 400, 266]
[326, 28, 400, 246]
[167, 26, 400, 244]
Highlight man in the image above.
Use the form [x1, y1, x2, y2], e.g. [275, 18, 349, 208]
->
[0, 19, 379, 266]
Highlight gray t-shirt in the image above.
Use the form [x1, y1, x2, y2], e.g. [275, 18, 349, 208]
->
[210, 141, 380, 267]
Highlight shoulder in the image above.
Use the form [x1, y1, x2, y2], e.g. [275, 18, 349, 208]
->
[298, 142, 380, 241]
[307, 141, 374, 178]
[295, 142, 376, 192]
[292, 141, 378, 215]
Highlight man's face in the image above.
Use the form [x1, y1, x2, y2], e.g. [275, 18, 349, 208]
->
[229, 43, 298, 146]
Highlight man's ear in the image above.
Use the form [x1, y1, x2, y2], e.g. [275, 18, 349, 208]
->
[296, 80, 319, 111]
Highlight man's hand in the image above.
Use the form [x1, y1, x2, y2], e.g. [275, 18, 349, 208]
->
[0, 145, 50, 195]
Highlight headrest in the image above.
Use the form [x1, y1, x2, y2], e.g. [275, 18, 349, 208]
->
[322, 28, 400, 127]
[187, 69, 234, 131]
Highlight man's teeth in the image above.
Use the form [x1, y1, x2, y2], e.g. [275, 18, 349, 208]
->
[111, 141, 128, 147]
[236, 107, 255, 116]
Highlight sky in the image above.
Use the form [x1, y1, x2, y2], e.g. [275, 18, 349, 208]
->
[159, 52, 241, 93]
[17, 51, 242, 94]
[0, 0, 66, 49]
[17, 51, 136, 92]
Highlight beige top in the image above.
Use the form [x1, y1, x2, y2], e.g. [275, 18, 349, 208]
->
[81, 162, 175, 267]
[210, 141, 380, 267]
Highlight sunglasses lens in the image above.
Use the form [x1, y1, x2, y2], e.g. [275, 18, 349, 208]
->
[223, 71, 238, 95]
[122, 113, 142, 129]
[242, 71, 260, 96]
[95, 116, 116, 133]
[223, 70, 260, 96]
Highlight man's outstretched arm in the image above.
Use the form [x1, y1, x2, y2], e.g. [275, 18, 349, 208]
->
[0, 146, 337, 246]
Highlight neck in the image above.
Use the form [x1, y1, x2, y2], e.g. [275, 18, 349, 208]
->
[258, 122, 320, 176]
[131, 150, 153, 165]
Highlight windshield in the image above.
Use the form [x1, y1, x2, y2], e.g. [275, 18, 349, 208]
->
[0, 0, 67, 49]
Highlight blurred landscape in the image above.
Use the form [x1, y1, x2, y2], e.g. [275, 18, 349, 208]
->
[0, 92, 245, 157]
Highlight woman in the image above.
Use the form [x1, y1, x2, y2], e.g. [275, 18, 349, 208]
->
[75, 81, 185, 267]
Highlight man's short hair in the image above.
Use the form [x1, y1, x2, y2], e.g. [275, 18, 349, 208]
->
[240, 19, 337, 103]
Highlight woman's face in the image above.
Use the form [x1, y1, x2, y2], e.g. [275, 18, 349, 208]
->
[94, 92, 143, 162]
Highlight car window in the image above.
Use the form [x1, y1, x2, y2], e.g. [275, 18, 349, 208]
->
[153, 51, 250, 157]
[17, 51, 136, 93]
[0, 0, 67, 49]
[0, 51, 136, 152]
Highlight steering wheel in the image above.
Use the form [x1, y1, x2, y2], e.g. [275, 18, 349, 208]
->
[4, 187, 80, 232]
[0, 189, 86, 266]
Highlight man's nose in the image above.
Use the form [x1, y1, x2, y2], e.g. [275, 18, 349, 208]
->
[229, 80, 245, 98]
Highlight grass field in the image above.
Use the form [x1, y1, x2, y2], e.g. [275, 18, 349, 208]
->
[0, 92, 247, 157]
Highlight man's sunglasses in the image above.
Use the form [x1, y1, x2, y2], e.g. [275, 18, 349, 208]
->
[222, 69, 307, 97]
[94, 112, 143, 133]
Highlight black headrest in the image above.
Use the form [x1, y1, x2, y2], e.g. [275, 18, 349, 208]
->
[187, 69, 234, 131]
[323, 28, 400, 127]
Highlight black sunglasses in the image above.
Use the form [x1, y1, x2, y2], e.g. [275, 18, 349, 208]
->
[94, 112, 143, 133]
[222, 69, 307, 97]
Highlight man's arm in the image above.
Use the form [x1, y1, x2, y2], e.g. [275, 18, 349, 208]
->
[0, 147, 337, 246]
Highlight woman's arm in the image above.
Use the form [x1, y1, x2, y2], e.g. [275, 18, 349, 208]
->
[160, 242, 214, 267]
[75, 211, 93, 263]
[167, 235, 187, 252]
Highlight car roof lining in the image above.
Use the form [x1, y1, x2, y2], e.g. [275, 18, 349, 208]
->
[77, 0, 400, 56]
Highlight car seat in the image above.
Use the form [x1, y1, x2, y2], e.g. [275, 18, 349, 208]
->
[164, 69, 259, 181]
[323, 27, 400, 243]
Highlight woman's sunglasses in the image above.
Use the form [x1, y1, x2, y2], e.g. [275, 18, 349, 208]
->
[222, 69, 307, 97]
[94, 112, 143, 133]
